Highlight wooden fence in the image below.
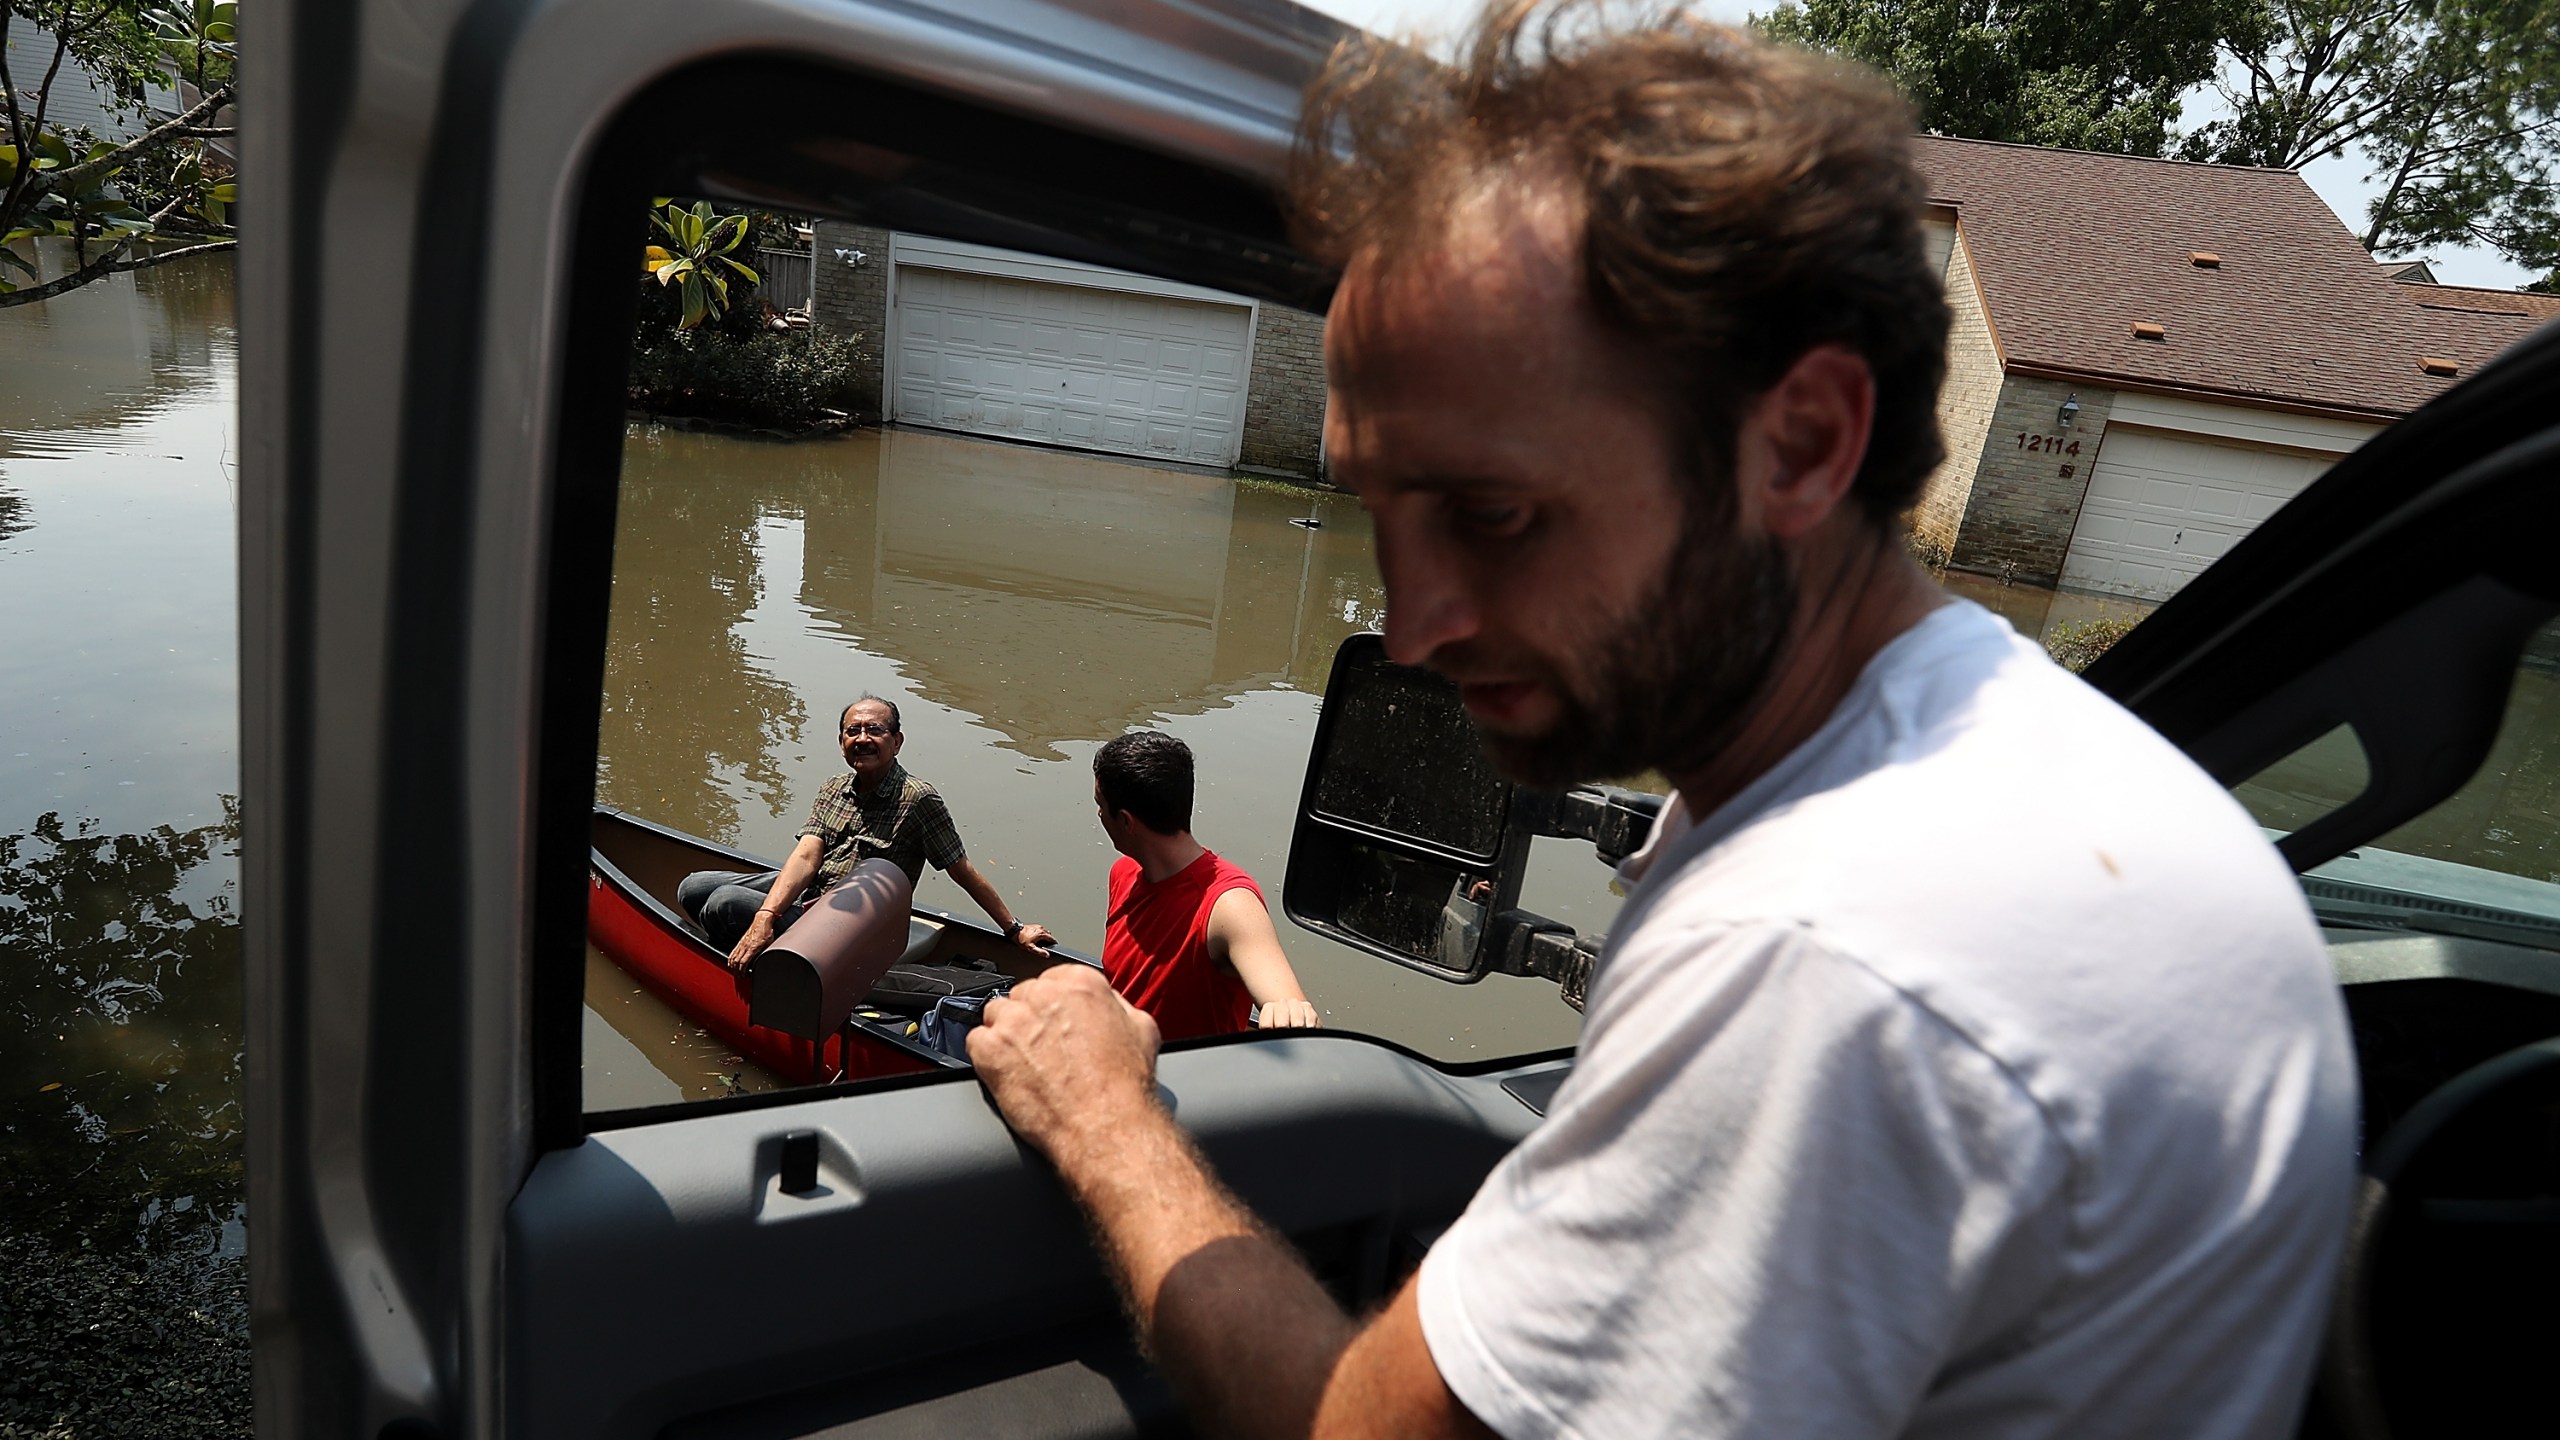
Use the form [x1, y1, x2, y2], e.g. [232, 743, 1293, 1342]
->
[756, 244, 816, 313]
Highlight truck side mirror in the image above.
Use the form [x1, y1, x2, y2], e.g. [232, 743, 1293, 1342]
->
[1283, 635, 1527, 981]
[1283, 635, 1670, 1000]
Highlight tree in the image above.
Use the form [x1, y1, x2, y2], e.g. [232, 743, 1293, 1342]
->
[2179, 0, 2560, 272]
[1757, 0, 2247, 155]
[1, 0, 235, 307]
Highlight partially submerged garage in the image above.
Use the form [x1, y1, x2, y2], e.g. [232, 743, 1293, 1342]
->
[811, 224, 1328, 478]
[1910, 136, 2555, 600]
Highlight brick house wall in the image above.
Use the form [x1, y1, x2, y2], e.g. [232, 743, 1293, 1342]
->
[1240, 304, 1327, 478]
[1911, 230, 2003, 565]
[811, 221, 891, 424]
[1946, 376, 2116, 584]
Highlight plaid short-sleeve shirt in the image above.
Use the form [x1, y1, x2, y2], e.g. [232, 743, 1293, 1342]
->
[797, 763, 967, 890]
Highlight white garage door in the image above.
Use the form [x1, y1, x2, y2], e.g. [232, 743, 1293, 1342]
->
[891, 266, 1251, 466]
[2058, 428, 2336, 600]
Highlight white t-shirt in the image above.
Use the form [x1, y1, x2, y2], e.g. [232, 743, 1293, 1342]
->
[1417, 599, 2357, 1440]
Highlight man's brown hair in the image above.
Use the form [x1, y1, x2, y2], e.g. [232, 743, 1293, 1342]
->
[1290, 1, 1950, 521]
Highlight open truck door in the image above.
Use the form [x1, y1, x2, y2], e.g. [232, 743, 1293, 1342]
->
[240, 2, 1581, 1435]
[244, 0, 2560, 1430]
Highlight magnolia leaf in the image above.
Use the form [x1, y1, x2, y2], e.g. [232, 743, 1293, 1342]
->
[725, 259, 760, 286]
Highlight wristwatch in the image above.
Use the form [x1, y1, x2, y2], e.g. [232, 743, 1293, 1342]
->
[1003, 919, 1026, 942]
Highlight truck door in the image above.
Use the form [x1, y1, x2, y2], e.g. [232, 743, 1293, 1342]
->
[240, 4, 1578, 1436]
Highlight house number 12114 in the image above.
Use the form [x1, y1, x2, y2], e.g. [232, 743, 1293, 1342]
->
[2016, 434, 2082, 456]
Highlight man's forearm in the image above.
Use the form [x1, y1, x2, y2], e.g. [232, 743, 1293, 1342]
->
[1054, 1103, 1358, 1440]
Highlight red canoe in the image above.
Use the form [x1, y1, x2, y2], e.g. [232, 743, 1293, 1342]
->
[588, 806, 1088, 1084]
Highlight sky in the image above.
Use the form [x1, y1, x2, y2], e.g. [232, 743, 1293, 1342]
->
[1295, 0, 2536, 290]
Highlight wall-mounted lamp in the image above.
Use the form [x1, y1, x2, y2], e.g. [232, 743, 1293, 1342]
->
[834, 247, 869, 268]
[2058, 393, 2082, 429]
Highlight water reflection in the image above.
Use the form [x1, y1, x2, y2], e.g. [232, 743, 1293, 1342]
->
[0, 806, 244, 1253]
[0, 807, 252, 1437]
[0, 259, 240, 838]
[596, 424, 1585, 1069]
[600, 426, 811, 844]
[0, 240, 237, 456]
[0, 256, 251, 1436]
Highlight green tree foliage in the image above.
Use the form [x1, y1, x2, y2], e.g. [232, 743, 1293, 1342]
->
[1, 0, 235, 306]
[1757, 0, 2246, 155]
[629, 199, 856, 432]
[643, 197, 760, 330]
[2180, 0, 2560, 272]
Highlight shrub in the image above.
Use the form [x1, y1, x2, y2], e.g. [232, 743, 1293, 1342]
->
[628, 323, 860, 432]
[2045, 616, 2140, 673]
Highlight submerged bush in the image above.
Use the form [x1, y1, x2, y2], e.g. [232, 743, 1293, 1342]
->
[2046, 616, 2140, 673]
[628, 223, 857, 434]
[628, 323, 859, 432]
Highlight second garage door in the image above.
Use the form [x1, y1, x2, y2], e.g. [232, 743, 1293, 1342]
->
[2058, 427, 2337, 600]
[891, 265, 1252, 467]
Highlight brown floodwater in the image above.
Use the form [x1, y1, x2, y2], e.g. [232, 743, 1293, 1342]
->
[583, 424, 1618, 1106]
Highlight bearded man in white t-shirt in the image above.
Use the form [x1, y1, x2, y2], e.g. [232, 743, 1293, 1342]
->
[967, 6, 2359, 1437]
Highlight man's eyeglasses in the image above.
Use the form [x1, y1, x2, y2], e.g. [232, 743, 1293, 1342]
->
[842, 722, 896, 738]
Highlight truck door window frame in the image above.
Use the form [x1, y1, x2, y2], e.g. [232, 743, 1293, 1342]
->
[533, 56, 1348, 1149]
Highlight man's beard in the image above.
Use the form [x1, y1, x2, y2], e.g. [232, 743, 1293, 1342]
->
[1475, 505, 1797, 790]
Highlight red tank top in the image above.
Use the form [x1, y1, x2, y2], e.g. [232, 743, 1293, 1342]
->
[1103, 850, 1262, 1041]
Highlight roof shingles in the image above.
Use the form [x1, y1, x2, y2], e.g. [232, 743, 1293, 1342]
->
[1913, 135, 2550, 419]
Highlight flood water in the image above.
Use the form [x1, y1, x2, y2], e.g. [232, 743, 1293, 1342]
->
[584, 424, 1606, 1105]
[1, 255, 251, 1435]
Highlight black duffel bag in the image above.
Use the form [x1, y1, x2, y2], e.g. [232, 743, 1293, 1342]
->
[863, 960, 1010, 1014]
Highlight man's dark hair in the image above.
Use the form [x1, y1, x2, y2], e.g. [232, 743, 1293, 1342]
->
[1290, 0, 1950, 523]
[841, 694, 901, 734]
[1095, 731, 1194, 837]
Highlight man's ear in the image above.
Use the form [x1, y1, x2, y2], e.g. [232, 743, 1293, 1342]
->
[1745, 343, 1876, 541]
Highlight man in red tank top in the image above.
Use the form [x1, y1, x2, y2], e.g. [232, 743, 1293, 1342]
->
[1093, 731, 1320, 1041]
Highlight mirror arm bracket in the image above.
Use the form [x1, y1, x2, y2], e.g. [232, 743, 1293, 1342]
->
[1524, 785, 1664, 869]
[1490, 908, 1601, 1012]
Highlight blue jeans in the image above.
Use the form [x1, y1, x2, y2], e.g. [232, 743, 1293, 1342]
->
[676, 868, 806, 952]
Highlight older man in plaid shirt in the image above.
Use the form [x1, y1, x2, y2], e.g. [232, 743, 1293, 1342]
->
[678, 694, 1053, 968]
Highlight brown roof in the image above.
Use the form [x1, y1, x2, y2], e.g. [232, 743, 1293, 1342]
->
[1912, 135, 2550, 419]
[2397, 281, 2560, 320]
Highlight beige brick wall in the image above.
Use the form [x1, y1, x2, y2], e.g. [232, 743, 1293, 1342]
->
[1241, 304, 1328, 477]
[1911, 231, 2003, 565]
[811, 221, 891, 424]
[1947, 376, 2116, 584]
